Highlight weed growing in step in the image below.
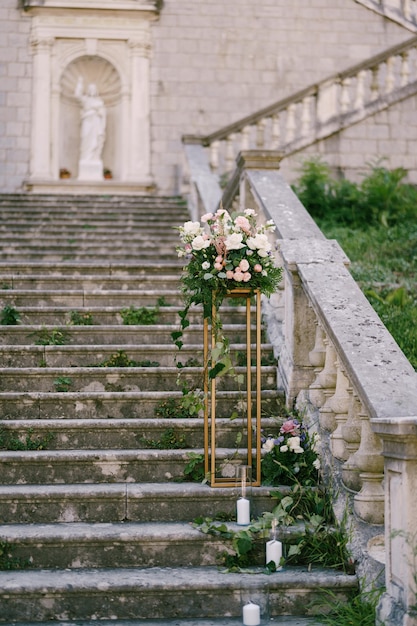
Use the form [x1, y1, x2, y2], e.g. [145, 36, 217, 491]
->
[154, 388, 204, 419]
[312, 586, 383, 626]
[0, 427, 54, 451]
[53, 376, 73, 392]
[31, 327, 70, 346]
[91, 350, 159, 368]
[69, 310, 94, 325]
[120, 305, 160, 325]
[1, 283, 11, 290]
[0, 541, 31, 570]
[183, 452, 206, 483]
[140, 427, 187, 450]
[0, 305, 20, 325]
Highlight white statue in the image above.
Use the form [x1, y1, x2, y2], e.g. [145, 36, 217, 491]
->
[74, 77, 106, 180]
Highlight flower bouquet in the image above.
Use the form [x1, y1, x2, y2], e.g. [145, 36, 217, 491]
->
[175, 207, 282, 324]
[261, 418, 321, 486]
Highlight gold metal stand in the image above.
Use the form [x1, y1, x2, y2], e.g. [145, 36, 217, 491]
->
[203, 288, 262, 487]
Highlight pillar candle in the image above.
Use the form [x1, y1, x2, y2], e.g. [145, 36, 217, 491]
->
[237, 496, 250, 525]
[242, 601, 261, 626]
[266, 538, 282, 570]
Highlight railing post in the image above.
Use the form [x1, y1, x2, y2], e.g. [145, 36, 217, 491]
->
[372, 418, 417, 626]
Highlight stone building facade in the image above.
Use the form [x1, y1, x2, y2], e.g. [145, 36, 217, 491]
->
[0, 0, 415, 195]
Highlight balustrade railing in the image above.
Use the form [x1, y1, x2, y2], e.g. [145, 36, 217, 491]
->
[182, 145, 417, 626]
[354, 0, 417, 31]
[183, 35, 417, 183]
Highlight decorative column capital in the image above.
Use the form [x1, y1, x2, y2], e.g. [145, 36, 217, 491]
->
[128, 37, 151, 58]
[30, 36, 54, 54]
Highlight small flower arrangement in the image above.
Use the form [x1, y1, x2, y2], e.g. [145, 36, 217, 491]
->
[261, 418, 321, 486]
[175, 207, 282, 323]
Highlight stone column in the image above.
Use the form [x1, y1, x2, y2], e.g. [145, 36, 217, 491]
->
[30, 36, 54, 179]
[128, 36, 152, 183]
[373, 417, 417, 626]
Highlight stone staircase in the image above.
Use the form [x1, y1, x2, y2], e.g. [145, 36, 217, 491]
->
[0, 193, 357, 625]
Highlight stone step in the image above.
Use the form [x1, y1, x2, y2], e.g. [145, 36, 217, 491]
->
[0, 566, 357, 623]
[0, 365, 276, 393]
[0, 289, 184, 307]
[0, 273, 182, 291]
[0, 342, 273, 368]
[0, 324, 261, 346]
[0, 615, 322, 626]
[0, 520, 270, 569]
[0, 389, 282, 420]
[0, 618, 323, 626]
[11, 305, 243, 326]
[0, 447, 264, 484]
[0, 193, 185, 207]
[0, 417, 278, 449]
[0, 482, 279, 523]
[0, 261, 183, 276]
[0, 247, 178, 261]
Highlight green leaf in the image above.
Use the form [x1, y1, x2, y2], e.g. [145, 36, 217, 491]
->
[209, 362, 226, 379]
[204, 273, 214, 280]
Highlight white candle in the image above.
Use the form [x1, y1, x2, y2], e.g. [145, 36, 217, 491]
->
[242, 601, 261, 626]
[266, 538, 282, 570]
[236, 497, 250, 525]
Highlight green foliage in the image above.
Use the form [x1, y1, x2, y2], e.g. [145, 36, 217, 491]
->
[183, 452, 206, 482]
[31, 327, 69, 346]
[0, 541, 30, 570]
[313, 587, 383, 626]
[293, 159, 417, 370]
[69, 310, 94, 325]
[154, 388, 204, 419]
[0, 305, 20, 325]
[293, 157, 417, 228]
[0, 427, 54, 451]
[120, 305, 159, 325]
[53, 376, 73, 392]
[92, 350, 159, 368]
[140, 427, 187, 450]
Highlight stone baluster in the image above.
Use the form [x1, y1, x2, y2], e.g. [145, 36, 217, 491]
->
[354, 69, 366, 110]
[256, 119, 266, 148]
[341, 390, 362, 491]
[400, 52, 409, 87]
[301, 96, 311, 136]
[309, 336, 336, 409]
[340, 78, 351, 114]
[404, 0, 411, 20]
[285, 103, 296, 143]
[385, 56, 395, 93]
[225, 134, 235, 172]
[308, 322, 326, 370]
[350, 401, 384, 524]
[240, 126, 250, 151]
[328, 359, 350, 460]
[370, 66, 380, 101]
[270, 114, 280, 149]
[209, 140, 219, 172]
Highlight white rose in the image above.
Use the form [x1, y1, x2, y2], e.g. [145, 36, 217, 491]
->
[313, 458, 321, 470]
[244, 208, 256, 216]
[247, 234, 271, 254]
[262, 438, 275, 453]
[288, 436, 304, 454]
[280, 445, 288, 453]
[202, 261, 210, 270]
[183, 221, 202, 236]
[225, 233, 245, 250]
[192, 235, 210, 251]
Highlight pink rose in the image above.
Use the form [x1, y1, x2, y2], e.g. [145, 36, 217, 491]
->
[234, 271, 244, 282]
[214, 262, 223, 271]
[254, 264, 262, 272]
[242, 272, 251, 282]
[226, 270, 234, 279]
[239, 259, 250, 272]
[280, 419, 300, 436]
[201, 213, 213, 223]
[235, 216, 251, 232]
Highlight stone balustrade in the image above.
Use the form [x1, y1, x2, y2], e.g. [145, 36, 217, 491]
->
[354, 0, 417, 31]
[183, 34, 417, 182]
[182, 145, 417, 626]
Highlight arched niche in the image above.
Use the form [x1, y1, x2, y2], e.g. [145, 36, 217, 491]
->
[60, 56, 122, 180]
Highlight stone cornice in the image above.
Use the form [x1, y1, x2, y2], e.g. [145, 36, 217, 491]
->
[23, 0, 162, 15]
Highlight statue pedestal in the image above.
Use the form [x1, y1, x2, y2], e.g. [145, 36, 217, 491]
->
[78, 160, 103, 181]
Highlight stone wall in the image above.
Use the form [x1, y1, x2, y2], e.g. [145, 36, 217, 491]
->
[0, 0, 412, 193]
